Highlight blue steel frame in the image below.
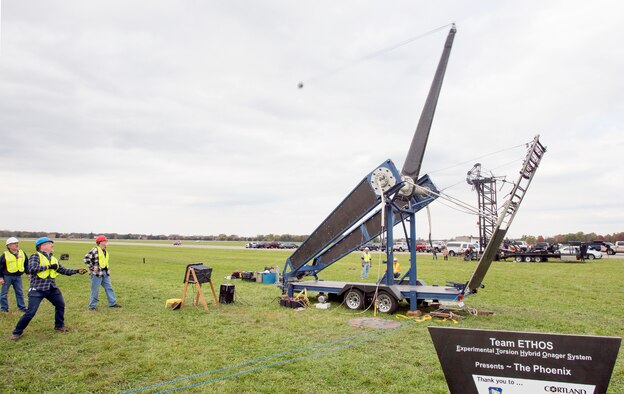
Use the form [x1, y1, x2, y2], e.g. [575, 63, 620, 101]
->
[282, 166, 441, 310]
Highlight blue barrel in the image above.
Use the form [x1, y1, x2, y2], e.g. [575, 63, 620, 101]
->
[263, 272, 276, 284]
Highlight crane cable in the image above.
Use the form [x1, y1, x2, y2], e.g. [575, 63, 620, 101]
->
[298, 23, 454, 88]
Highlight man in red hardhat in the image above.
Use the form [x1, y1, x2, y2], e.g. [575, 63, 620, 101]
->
[10, 237, 87, 340]
[84, 235, 121, 310]
[0, 237, 29, 313]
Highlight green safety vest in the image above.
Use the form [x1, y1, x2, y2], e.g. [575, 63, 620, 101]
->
[36, 253, 58, 279]
[4, 250, 26, 273]
[97, 247, 109, 269]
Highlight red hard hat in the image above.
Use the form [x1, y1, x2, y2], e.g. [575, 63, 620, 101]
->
[95, 235, 108, 244]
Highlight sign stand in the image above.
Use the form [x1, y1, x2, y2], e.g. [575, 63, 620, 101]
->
[180, 267, 218, 312]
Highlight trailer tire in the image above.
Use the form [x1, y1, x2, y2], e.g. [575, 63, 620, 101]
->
[376, 291, 398, 314]
[514, 256, 522, 262]
[345, 289, 365, 310]
[534, 256, 542, 263]
[524, 256, 532, 262]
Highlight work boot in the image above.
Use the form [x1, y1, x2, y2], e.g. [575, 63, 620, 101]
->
[10, 333, 21, 340]
[109, 304, 122, 308]
[54, 327, 70, 333]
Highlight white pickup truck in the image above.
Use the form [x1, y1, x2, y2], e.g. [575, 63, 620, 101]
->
[614, 241, 624, 254]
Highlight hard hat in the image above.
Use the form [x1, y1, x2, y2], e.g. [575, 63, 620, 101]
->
[6, 237, 19, 246]
[35, 237, 54, 247]
[95, 235, 108, 244]
[364, 247, 370, 251]
[393, 258, 398, 262]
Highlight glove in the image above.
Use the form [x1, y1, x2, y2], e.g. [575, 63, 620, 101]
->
[49, 262, 59, 270]
[77, 269, 87, 275]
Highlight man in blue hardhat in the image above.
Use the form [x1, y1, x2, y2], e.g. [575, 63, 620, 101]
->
[10, 237, 87, 340]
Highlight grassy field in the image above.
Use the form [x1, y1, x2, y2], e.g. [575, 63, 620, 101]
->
[1, 241, 623, 393]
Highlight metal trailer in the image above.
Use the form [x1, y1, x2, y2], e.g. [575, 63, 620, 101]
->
[499, 250, 560, 263]
[280, 25, 547, 314]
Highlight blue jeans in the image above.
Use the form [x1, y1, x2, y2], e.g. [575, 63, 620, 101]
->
[89, 274, 117, 308]
[1, 275, 26, 311]
[13, 288, 65, 335]
[361, 262, 370, 279]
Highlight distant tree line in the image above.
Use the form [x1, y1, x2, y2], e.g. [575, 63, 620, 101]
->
[0, 230, 621, 245]
[521, 232, 624, 246]
[0, 230, 309, 242]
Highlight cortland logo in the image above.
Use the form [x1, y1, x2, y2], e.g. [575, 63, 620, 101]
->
[488, 388, 503, 394]
[544, 386, 587, 394]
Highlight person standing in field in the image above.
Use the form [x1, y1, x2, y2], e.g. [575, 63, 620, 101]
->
[84, 235, 121, 310]
[360, 247, 372, 279]
[0, 237, 28, 313]
[10, 237, 87, 340]
[442, 246, 449, 261]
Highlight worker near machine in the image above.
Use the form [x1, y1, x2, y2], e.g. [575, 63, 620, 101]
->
[392, 258, 401, 278]
[360, 247, 372, 279]
[10, 237, 87, 340]
[84, 235, 121, 310]
[0, 237, 28, 313]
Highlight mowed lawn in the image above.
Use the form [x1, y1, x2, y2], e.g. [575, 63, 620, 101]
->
[1, 241, 623, 393]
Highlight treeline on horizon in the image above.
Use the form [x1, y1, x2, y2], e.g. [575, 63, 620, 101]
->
[0, 230, 622, 244]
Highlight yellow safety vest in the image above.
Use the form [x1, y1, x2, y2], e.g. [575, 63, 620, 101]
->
[393, 261, 401, 273]
[36, 253, 58, 279]
[362, 252, 372, 263]
[4, 250, 26, 273]
[97, 247, 109, 269]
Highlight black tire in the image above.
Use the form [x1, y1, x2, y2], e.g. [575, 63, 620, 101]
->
[608, 249, 615, 255]
[449, 251, 456, 257]
[376, 291, 399, 314]
[514, 256, 522, 262]
[534, 256, 542, 263]
[344, 289, 365, 310]
[524, 256, 532, 262]
[587, 254, 595, 260]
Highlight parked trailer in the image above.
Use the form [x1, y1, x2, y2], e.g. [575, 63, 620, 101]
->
[500, 250, 560, 263]
[287, 280, 463, 314]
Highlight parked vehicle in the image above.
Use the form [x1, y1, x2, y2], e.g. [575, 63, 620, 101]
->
[534, 242, 550, 251]
[416, 241, 426, 252]
[511, 240, 528, 251]
[589, 240, 615, 255]
[558, 246, 602, 260]
[445, 241, 472, 257]
[280, 242, 298, 249]
[393, 242, 409, 252]
[614, 241, 624, 254]
[428, 241, 446, 253]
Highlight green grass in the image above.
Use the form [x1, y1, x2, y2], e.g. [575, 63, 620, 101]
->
[1, 243, 623, 393]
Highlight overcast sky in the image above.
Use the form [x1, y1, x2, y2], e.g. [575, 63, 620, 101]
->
[1, 1, 622, 240]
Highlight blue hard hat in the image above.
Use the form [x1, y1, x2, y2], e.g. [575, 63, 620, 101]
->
[35, 237, 54, 247]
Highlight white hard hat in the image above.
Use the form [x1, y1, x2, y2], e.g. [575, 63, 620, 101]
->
[6, 237, 19, 246]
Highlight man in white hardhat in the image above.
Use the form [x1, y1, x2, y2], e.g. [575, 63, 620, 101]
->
[0, 237, 28, 313]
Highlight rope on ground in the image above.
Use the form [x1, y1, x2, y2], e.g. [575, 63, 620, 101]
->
[121, 323, 403, 394]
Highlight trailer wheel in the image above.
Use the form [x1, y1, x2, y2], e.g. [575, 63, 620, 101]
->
[514, 256, 522, 262]
[376, 291, 399, 314]
[345, 289, 365, 310]
[534, 256, 542, 263]
[524, 256, 532, 262]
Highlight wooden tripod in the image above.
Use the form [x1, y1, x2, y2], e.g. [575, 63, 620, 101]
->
[180, 267, 218, 312]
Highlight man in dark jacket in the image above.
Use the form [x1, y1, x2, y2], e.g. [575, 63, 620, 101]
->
[10, 237, 87, 340]
[0, 237, 28, 313]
